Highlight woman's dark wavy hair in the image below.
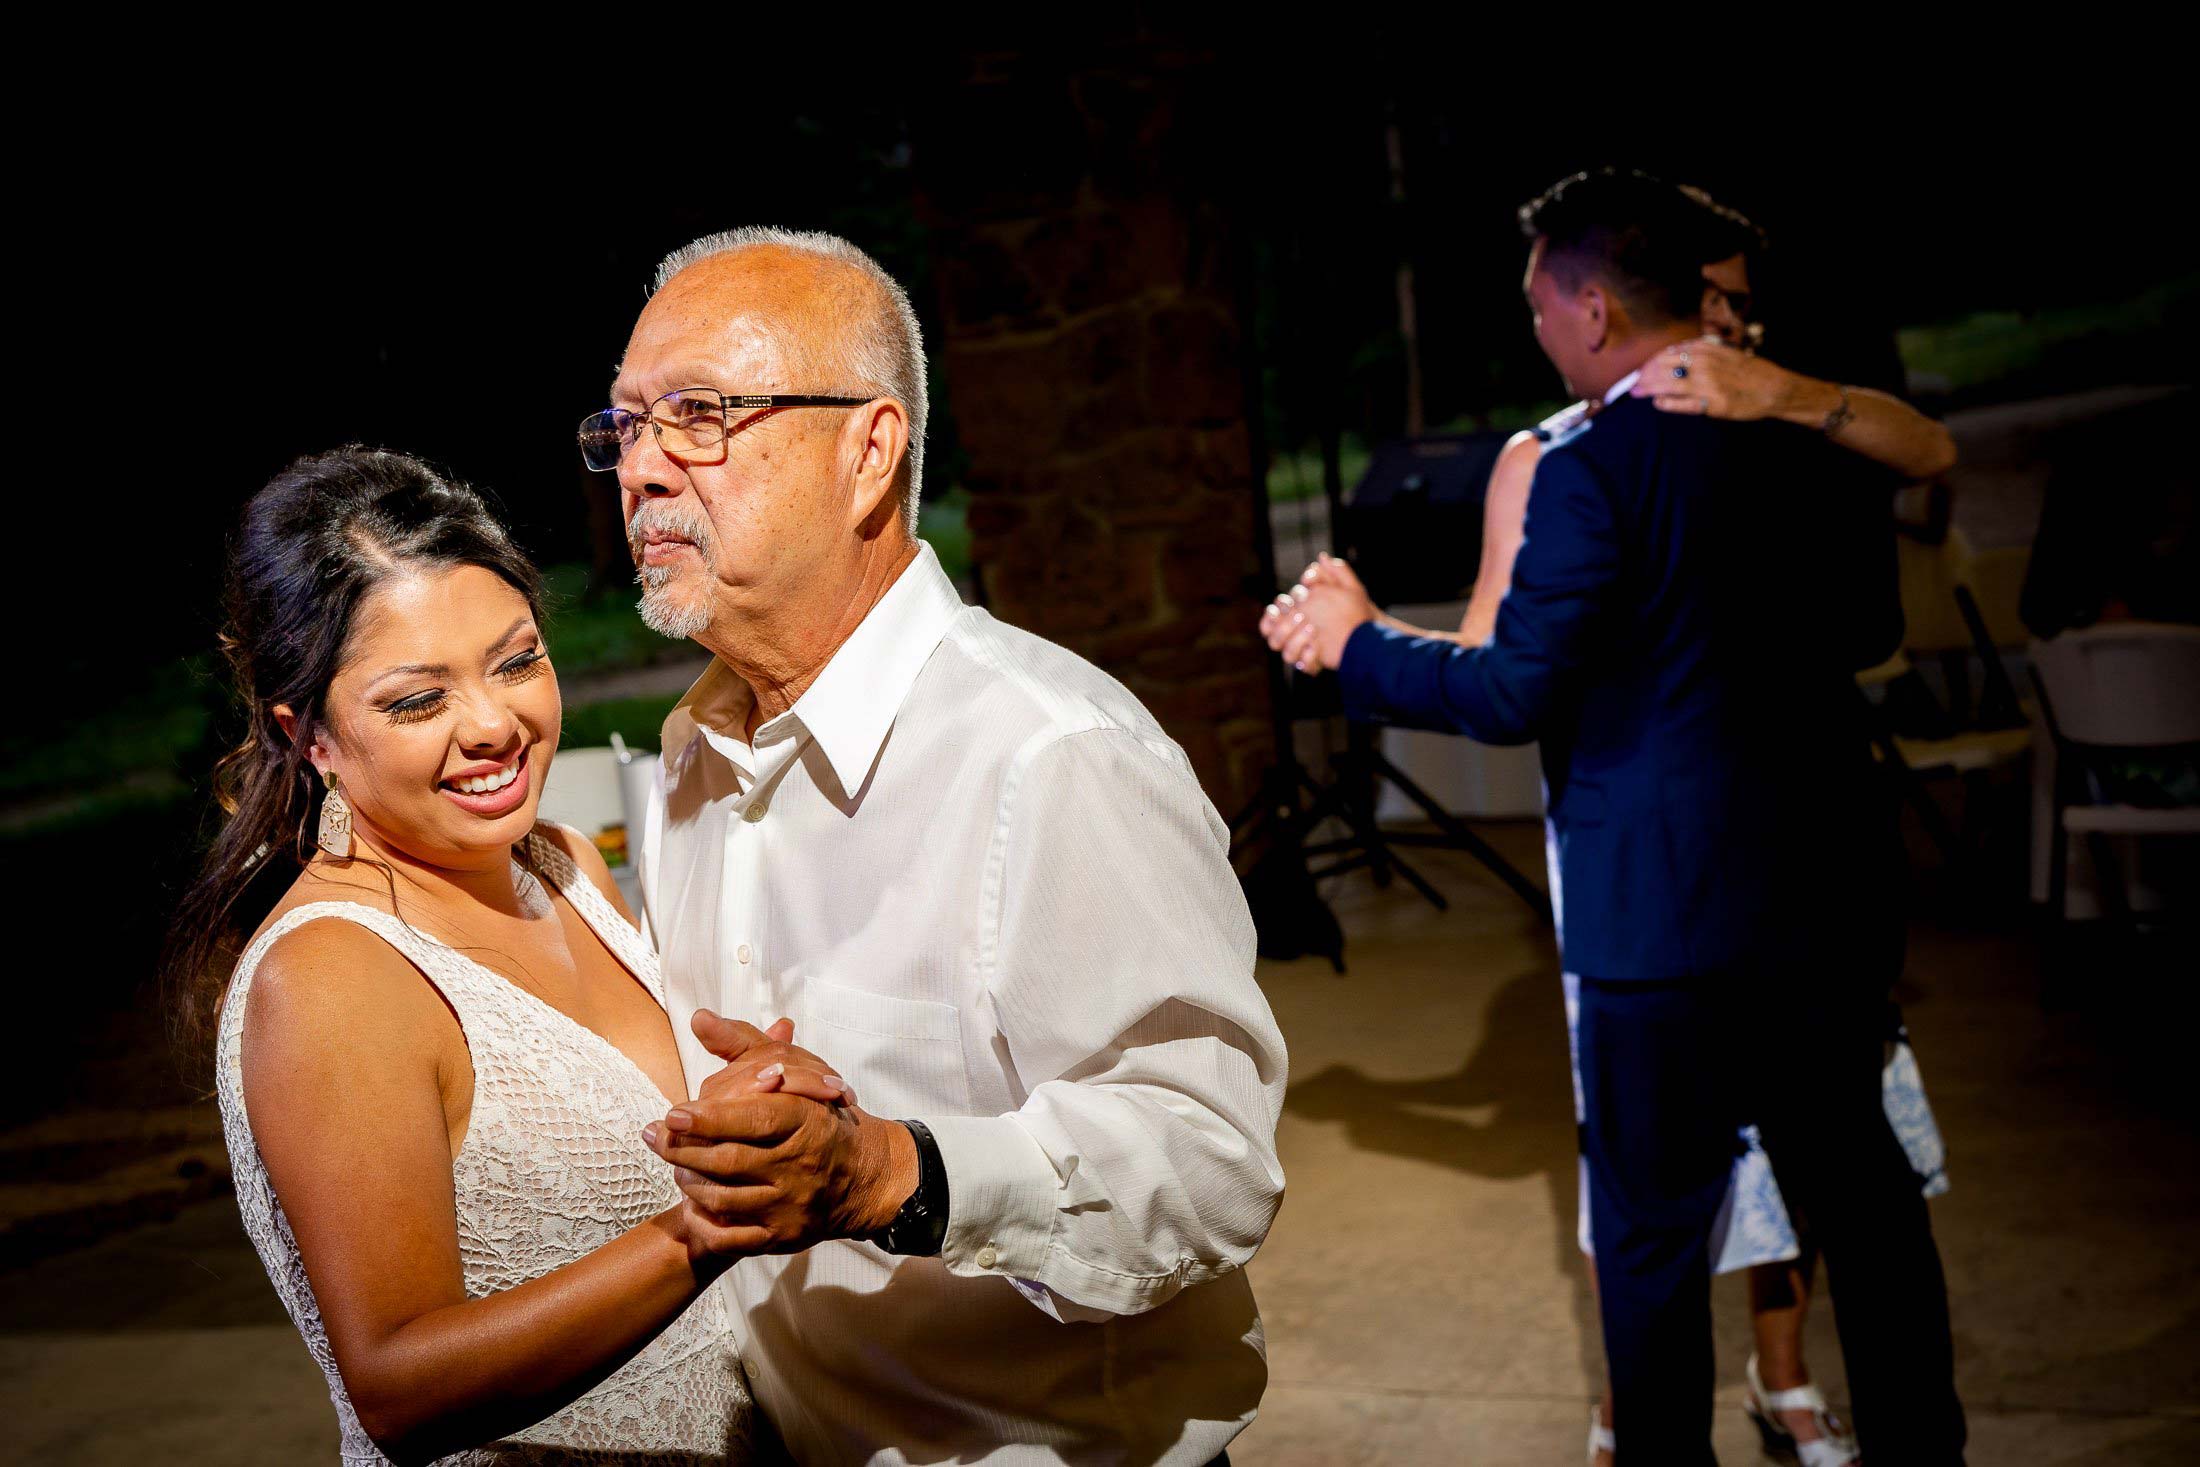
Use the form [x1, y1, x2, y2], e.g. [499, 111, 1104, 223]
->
[163, 446, 542, 1062]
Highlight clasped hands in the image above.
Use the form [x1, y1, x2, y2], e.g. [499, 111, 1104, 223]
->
[643, 1012, 914, 1264]
[1260, 551, 1378, 676]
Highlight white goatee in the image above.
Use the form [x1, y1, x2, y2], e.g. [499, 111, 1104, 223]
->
[627, 503, 718, 641]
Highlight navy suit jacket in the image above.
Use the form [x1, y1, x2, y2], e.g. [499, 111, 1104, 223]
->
[1338, 393, 1903, 981]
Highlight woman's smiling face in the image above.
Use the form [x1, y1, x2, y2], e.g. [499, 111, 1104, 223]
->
[313, 563, 560, 869]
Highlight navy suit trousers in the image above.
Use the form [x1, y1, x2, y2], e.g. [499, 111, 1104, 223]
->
[1576, 974, 1967, 1465]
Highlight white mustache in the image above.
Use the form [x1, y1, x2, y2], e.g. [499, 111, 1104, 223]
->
[626, 503, 716, 560]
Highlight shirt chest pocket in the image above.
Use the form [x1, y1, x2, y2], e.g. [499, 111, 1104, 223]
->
[798, 980, 974, 1120]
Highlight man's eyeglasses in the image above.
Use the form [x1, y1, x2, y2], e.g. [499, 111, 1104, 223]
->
[578, 388, 872, 471]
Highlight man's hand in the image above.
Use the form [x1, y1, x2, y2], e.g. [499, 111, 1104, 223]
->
[644, 1090, 917, 1256]
[1259, 553, 1378, 673]
[643, 1012, 916, 1256]
[1633, 337, 1818, 423]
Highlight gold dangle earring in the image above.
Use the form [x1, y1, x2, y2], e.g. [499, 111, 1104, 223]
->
[317, 769, 354, 859]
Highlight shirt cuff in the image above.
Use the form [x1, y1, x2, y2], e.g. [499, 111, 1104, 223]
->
[919, 1113, 1058, 1282]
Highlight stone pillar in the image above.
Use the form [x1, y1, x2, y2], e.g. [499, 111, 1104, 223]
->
[915, 52, 1274, 818]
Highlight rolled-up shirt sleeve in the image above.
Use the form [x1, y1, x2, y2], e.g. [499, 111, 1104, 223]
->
[919, 726, 1288, 1319]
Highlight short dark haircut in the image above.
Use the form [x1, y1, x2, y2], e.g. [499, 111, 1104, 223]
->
[1518, 168, 1712, 325]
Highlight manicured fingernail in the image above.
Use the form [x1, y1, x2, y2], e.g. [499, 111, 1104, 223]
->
[760, 1063, 784, 1080]
[666, 1109, 693, 1132]
[643, 1123, 660, 1147]
[822, 1074, 846, 1094]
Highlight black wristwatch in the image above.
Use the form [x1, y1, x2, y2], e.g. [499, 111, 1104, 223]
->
[870, 1118, 950, 1257]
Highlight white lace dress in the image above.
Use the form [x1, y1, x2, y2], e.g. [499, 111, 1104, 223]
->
[216, 827, 754, 1464]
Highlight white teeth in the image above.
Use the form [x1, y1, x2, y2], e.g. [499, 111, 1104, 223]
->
[452, 763, 519, 795]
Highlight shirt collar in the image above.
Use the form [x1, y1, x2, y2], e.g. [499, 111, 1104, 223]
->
[659, 541, 966, 796]
[1602, 369, 1641, 406]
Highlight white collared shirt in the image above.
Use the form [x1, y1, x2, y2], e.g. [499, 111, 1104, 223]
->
[640, 542, 1287, 1465]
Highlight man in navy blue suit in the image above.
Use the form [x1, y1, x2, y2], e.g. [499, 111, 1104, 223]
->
[1265, 171, 1965, 1463]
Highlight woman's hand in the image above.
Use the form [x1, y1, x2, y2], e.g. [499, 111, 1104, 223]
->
[1632, 337, 1819, 423]
[1260, 553, 1379, 673]
[692, 1014, 856, 1109]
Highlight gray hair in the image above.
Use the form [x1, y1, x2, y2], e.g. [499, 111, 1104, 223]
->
[652, 227, 928, 535]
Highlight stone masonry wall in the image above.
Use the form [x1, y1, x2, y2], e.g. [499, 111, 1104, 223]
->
[915, 52, 1274, 818]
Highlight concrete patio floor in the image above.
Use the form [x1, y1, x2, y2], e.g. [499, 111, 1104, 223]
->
[3, 823, 2195, 1463]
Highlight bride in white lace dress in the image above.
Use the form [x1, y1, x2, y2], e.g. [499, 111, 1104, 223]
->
[168, 450, 837, 1463]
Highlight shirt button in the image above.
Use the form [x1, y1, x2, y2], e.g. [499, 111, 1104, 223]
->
[975, 1244, 999, 1270]
[736, 943, 752, 965]
[743, 800, 768, 823]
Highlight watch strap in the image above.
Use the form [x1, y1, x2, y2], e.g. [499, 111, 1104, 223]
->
[871, 1118, 949, 1257]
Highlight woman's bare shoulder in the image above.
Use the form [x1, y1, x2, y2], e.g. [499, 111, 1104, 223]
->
[1497, 429, 1545, 468]
[249, 858, 403, 936]
[1483, 431, 1546, 520]
[244, 913, 443, 1042]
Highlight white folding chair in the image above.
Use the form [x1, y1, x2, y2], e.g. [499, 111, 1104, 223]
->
[2029, 623, 2200, 940]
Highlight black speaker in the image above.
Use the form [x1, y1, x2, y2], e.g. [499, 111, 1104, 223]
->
[1337, 431, 1511, 605]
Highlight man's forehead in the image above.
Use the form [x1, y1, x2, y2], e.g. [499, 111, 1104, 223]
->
[613, 309, 792, 401]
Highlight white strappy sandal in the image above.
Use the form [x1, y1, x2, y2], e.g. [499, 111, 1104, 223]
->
[1586, 1402, 1616, 1463]
[1745, 1354, 1861, 1465]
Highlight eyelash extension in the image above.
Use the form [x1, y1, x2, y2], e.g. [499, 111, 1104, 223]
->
[500, 648, 548, 682]
[380, 648, 547, 724]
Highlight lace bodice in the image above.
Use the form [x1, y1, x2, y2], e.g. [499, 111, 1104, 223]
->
[216, 826, 752, 1464]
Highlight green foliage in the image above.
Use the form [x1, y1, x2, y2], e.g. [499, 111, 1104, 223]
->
[0, 658, 220, 807]
[1898, 276, 2198, 398]
[537, 565, 687, 679]
[560, 694, 681, 754]
[1266, 440, 1372, 505]
[920, 486, 973, 587]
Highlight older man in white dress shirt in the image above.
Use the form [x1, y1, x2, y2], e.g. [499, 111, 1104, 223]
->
[607, 227, 1287, 1465]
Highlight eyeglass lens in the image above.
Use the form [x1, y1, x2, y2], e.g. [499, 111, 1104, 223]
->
[577, 391, 737, 470]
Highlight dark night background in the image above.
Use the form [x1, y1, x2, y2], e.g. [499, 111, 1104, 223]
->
[8, 41, 2189, 1114]
[4, 34, 2198, 1463]
[36, 58, 2189, 681]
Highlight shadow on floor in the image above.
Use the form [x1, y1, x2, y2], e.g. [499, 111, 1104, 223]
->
[1282, 965, 1605, 1393]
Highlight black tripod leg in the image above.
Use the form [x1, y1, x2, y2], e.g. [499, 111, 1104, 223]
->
[1300, 755, 1447, 910]
[1332, 779, 1449, 909]
[1364, 748, 1552, 921]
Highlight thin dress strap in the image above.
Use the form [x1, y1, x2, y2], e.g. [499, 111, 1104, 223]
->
[521, 824, 666, 1008]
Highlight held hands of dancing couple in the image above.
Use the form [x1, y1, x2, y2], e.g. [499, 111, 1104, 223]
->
[1260, 551, 1377, 674]
[644, 1011, 923, 1257]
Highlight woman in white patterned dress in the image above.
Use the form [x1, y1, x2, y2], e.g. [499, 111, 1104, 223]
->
[166, 449, 838, 1463]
